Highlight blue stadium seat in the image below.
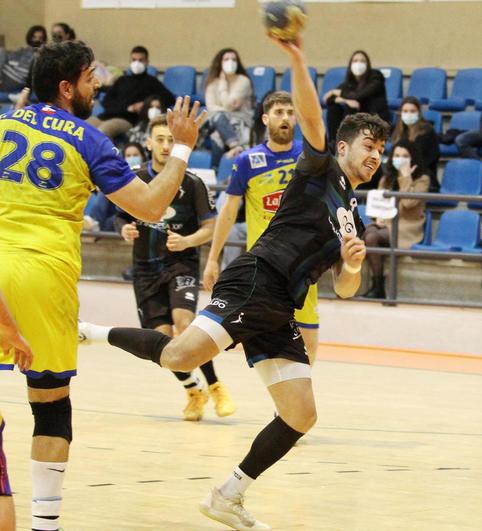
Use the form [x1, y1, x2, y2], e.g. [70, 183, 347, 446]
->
[217, 155, 234, 183]
[192, 68, 208, 105]
[0, 102, 12, 114]
[92, 100, 105, 117]
[423, 109, 442, 134]
[379, 67, 403, 110]
[420, 210, 433, 245]
[188, 150, 212, 169]
[439, 111, 482, 157]
[163, 66, 197, 98]
[475, 100, 482, 111]
[293, 123, 303, 141]
[319, 67, 346, 105]
[430, 68, 482, 112]
[246, 66, 276, 104]
[427, 160, 482, 207]
[357, 204, 372, 227]
[390, 68, 447, 109]
[412, 210, 481, 253]
[281, 67, 318, 93]
[0, 91, 10, 103]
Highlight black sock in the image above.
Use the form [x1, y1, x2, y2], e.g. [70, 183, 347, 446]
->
[200, 360, 218, 386]
[108, 328, 171, 366]
[239, 416, 304, 479]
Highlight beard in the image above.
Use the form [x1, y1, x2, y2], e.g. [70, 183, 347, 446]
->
[71, 89, 94, 120]
[268, 123, 294, 145]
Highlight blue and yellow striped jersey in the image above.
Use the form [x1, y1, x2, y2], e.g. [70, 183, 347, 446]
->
[0, 103, 135, 276]
[226, 141, 303, 249]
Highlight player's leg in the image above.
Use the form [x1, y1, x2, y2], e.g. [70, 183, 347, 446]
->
[294, 284, 320, 365]
[0, 419, 15, 531]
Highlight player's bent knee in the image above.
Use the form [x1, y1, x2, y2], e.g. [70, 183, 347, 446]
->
[29, 396, 73, 443]
[161, 342, 197, 372]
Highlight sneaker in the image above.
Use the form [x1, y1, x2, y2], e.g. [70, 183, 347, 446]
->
[208, 382, 236, 417]
[199, 487, 270, 530]
[183, 388, 209, 421]
[78, 320, 90, 344]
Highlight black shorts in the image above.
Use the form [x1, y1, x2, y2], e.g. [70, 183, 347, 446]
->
[199, 253, 309, 367]
[133, 261, 199, 329]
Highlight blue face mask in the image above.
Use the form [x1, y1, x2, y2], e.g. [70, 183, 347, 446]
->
[401, 112, 419, 126]
[126, 155, 142, 169]
[392, 156, 410, 171]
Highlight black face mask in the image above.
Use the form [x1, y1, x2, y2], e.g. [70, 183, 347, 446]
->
[52, 33, 63, 43]
[30, 40, 43, 48]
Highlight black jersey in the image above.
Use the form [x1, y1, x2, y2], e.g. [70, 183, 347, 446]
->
[249, 141, 365, 309]
[116, 161, 216, 268]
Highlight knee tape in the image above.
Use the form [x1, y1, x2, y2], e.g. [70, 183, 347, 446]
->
[30, 396, 72, 443]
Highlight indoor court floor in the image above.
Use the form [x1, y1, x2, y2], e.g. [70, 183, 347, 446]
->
[1, 281, 481, 531]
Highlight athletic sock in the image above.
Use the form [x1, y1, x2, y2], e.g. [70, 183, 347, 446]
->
[219, 466, 254, 498]
[238, 415, 304, 480]
[199, 360, 218, 386]
[172, 371, 203, 390]
[80, 322, 112, 342]
[107, 327, 172, 366]
[31, 459, 67, 531]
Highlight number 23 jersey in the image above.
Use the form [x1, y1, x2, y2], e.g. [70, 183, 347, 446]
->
[0, 103, 135, 276]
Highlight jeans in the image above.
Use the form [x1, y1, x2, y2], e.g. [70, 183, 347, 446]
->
[455, 130, 482, 158]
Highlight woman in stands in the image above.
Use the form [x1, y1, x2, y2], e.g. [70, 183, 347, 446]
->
[323, 50, 390, 145]
[392, 96, 440, 191]
[363, 140, 430, 299]
[127, 95, 164, 148]
[204, 48, 254, 167]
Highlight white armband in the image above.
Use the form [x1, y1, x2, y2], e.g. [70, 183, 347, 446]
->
[342, 262, 361, 274]
[170, 144, 192, 163]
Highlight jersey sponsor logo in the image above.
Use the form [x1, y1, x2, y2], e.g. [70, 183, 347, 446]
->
[41, 105, 56, 115]
[210, 298, 228, 309]
[248, 152, 267, 169]
[262, 190, 284, 213]
[337, 207, 357, 238]
[276, 158, 295, 164]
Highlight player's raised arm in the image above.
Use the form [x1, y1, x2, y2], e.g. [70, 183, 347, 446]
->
[108, 97, 206, 222]
[269, 36, 325, 152]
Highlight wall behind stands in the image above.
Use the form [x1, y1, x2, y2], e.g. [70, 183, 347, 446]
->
[2, 1, 481, 73]
[0, 0, 45, 49]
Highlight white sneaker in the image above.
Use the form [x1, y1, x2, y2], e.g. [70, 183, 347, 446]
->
[199, 487, 270, 530]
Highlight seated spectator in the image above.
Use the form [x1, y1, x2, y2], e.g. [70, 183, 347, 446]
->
[0, 25, 47, 94]
[51, 22, 76, 43]
[127, 95, 163, 147]
[392, 96, 440, 191]
[363, 140, 430, 299]
[323, 50, 390, 144]
[124, 141, 148, 170]
[455, 125, 482, 159]
[88, 46, 175, 139]
[204, 48, 254, 168]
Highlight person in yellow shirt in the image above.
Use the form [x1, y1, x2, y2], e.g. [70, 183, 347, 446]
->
[0, 40, 204, 530]
[203, 91, 319, 363]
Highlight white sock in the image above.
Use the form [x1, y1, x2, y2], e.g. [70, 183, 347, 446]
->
[219, 466, 254, 498]
[31, 460, 67, 531]
[80, 321, 112, 342]
[183, 374, 203, 390]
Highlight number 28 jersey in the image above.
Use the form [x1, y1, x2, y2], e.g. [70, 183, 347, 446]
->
[0, 103, 135, 276]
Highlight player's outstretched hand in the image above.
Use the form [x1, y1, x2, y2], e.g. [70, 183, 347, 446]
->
[167, 96, 207, 150]
[340, 234, 366, 271]
[1, 332, 33, 372]
[267, 34, 305, 62]
[203, 259, 219, 293]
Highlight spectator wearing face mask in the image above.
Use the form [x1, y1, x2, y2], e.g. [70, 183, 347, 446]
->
[204, 48, 254, 168]
[0, 25, 47, 94]
[323, 50, 390, 145]
[362, 140, 430, 299]
[127, 95, 163, 147]
[88, 46, 175, 139]
[392, 96, 440, 191]
[51, 22, 76, 43]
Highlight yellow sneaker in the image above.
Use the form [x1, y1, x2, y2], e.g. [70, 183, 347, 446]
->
[208, 382, 236, 417]
[183, 388, 209, 421]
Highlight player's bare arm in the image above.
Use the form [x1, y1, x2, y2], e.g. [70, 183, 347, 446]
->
[268, 36, 325, 152]
[203, 194, 243, 291]
[332, 234, 366, 298]
[108, 97, 207, 222]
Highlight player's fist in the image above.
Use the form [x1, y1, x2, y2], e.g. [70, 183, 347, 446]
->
[203, 259, 219, 293]
[166, 230, 189, 252]
[340, 233, 366, 270]
[121, 222, 139, 242]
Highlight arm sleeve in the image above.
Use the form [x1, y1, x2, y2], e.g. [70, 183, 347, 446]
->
[225, 154, 249, 196]
[341, 71, 385, 102]
[193, 175, 217, 221]
[295, 138, 332, 176]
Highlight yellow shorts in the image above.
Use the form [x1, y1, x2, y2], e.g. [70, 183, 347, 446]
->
[0, 253, 79, 379]
[294, 284, 319, 328]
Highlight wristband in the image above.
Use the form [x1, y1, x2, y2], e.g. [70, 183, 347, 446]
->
[342, 262, 361, 274]
[170, 144, 192, 163]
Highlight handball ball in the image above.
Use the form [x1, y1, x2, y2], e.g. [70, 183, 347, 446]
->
[262, 0, 307, 42]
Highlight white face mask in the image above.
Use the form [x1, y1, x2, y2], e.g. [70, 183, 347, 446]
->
[148, 107, 162, 121]
[126, 155, 142, 169]
[130, 60, 146, 75]
[222, 59, 238, 75]
[401, 112, 419, 126]
[392, 156, 410, 171]
[351, 61, 367, 77]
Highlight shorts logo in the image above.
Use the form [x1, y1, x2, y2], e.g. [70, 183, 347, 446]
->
[289, 319, 301, 340]
[176, 276, 196, 291]
[211, 298, 228, 309]
[230, 312, 244, 324]
[262, 190, 284, 213]
[184, 291, 195, 301]
[249, 153, 267, 169]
